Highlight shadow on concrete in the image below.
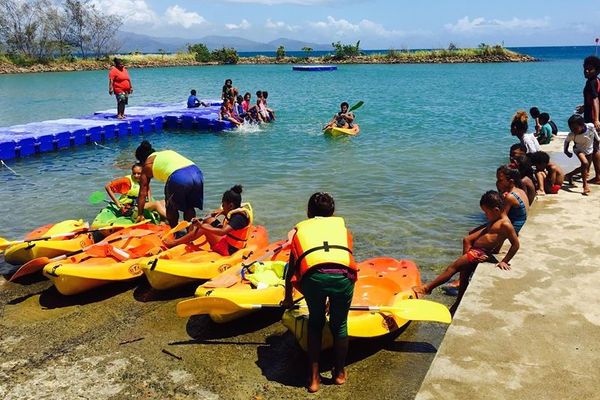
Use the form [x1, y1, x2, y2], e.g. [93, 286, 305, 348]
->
[132, 279, 198, 303]
[38, 280, 138, 308]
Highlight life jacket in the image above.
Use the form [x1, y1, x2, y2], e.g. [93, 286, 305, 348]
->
[120, 175, 140, 205]
[224, 203, 253, 250]
[150, 150, 194, 182]
[290, 216, 356, 287]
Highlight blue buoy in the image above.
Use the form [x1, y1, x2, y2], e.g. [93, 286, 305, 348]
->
[292, 65, 337, 72]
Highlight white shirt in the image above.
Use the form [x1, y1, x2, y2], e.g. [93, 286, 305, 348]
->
[521, 133, 541, 153]
[564, 123, 600, 155]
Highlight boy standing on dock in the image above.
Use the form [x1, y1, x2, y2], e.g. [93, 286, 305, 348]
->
[413, 191, 520, 315]
[108, 58, 133, 119]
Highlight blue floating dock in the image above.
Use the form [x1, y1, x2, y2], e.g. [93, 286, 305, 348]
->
[292, 65, 337, 71]
[0, 100, 233, 161]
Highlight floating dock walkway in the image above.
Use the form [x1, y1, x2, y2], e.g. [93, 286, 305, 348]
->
[0, 100, 233, 161]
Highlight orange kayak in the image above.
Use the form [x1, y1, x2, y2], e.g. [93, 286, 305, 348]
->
[141, 225, 271, 290]
[43, 223, 170, 295]
[282, 257, 421, 350]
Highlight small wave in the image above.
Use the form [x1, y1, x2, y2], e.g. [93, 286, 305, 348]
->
[235, 121, 262, 134]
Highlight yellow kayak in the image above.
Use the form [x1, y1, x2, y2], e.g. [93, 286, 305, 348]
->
[43, 224, 169, 295]
[282, 257, 421, 351]
[141, 225, 270, 290]
[323, 124, 360, 137]
[4, 220, 93, 265]
[177, 241, 294, 323]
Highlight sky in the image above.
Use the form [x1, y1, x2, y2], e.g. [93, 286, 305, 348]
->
[93, 0, 600, 48]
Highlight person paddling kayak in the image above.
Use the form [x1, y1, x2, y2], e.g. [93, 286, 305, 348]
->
[134, 140, 204, 228]
[324, 102, 355, 130]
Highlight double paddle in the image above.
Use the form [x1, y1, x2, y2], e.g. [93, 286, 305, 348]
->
[176, 296, 451, 324]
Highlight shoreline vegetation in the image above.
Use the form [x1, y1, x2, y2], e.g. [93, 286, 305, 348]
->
[0, 46, 536, 75]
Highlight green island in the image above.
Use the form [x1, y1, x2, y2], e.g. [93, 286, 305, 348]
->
[0, 42, 535, 75]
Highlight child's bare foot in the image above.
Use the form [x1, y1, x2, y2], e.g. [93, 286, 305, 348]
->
[583, 187, 591, 196]
[412, 285, 430, 299]
[332, 368, 347, 385]
[536, 190, 546, 196]
[307, 376, 320, 393]
[588, 177, 600, 184]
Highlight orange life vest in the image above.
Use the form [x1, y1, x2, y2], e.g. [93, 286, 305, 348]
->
[224, 203, 253, 250]
[290, 216, 356, 287]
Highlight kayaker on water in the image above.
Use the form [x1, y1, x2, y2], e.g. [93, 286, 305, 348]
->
[281, 192, 357, 393]
[163, 185, 252, 256]
[134, 140, 204, 228]
[104, 163, 167, 220]
[324, 102, 355, 130]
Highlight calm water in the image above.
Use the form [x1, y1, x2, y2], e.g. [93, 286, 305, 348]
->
[0, 48, 591, 274]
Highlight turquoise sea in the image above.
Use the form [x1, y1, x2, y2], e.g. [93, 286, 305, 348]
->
[0, 48, 589, 275]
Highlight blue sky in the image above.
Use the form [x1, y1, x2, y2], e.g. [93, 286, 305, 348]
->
[93, 0, 600, 48]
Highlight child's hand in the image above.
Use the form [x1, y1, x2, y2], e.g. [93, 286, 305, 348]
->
[496, 261, 511, 270]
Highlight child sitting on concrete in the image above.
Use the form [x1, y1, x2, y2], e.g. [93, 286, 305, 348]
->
[528, 151, 565, 195]
[413, 191, 520, 315]
[537, 113, 553, 145]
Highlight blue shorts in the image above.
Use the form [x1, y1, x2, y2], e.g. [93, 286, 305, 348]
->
[165, 165, 204, 211]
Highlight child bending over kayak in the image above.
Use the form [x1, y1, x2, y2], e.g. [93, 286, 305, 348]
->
[105, 163, 167, 220]
[413, 191, 520, 315]
[163, 185, 252, 256]
[324, 102, 355, 130]
[282, 192, 357, 393]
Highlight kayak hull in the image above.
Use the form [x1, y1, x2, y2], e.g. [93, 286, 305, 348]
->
[185, 241, 292, 323]
[4, 220, 93, 265]
[42, 224, 168, 295]
[141, 225, 270, 290]
[282, 257, 421, 351]
[323, 124, 360, 137]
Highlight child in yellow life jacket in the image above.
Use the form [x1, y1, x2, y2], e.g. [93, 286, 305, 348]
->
[163, 185, 252, 256]
[281, 192, 357, 393]
[104, 163, 167, 220]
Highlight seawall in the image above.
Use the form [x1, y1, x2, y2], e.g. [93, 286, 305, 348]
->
[416, 138, 600, 399]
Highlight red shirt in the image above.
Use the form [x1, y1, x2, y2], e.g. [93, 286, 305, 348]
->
[109, 66, 131, 94]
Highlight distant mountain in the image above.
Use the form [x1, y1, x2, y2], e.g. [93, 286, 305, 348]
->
[116, 31, 331, 53]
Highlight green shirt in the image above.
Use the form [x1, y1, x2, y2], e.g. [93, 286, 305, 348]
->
[538, 123, 552, 145]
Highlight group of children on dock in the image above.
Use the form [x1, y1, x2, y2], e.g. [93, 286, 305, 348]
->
[186, 79, 277, 127]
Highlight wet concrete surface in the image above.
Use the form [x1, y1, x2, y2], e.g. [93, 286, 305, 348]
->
[1, 272, 451, 399]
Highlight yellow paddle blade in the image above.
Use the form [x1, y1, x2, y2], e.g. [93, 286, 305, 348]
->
[177, 297, 248, 317]
[0, 237, 12, 251]
[384, 299, 451, 324]
[162, 221, 191, 239]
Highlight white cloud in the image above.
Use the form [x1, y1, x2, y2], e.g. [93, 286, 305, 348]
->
[265, 18, 298, 32]
[92, 0, 157, 24]
[165, 5, 206, 28]
[225, 19, 251, 30]
[309, 16, 404, 38]
[445, 16, 550, 33]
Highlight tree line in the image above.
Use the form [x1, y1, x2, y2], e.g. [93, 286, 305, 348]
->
[0, 0, 122, 63]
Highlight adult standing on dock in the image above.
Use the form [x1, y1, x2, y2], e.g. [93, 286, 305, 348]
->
[134, 141, 204, 228]
[108, 58, 133, 119]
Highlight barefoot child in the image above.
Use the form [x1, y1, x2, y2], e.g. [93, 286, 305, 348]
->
[564, 114, 600, 195]
[510, 155, 536, 205]
[496, 165, 529, 234]
[413, 191, 520, 314]
[528, 151, 565, 195]
[282, 192, 357, 393]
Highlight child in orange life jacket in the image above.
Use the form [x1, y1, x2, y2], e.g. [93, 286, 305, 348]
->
[162, 185, 252, 255]
[104, 163, 167, 220]
[281, 192, 357, 393]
